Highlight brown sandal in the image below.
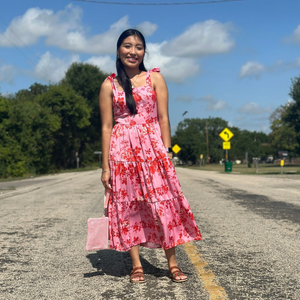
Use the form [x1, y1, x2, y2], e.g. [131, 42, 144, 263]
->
[130, 266, 145, 283]
[169, 266, 187, 283]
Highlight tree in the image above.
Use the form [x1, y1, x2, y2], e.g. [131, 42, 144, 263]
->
[172, 117, 228, 164]
[36, 84, 91, 170]
[61, 63, 109, 164]
[269, 105, 299, 158]
[230, 128, 270, 162]
[5, 90, 60, 175]
[172, 117, 271, 164]
[13, 83, 49, 103]
[282, 76, 300, 155]
[0, 96, 27, 177]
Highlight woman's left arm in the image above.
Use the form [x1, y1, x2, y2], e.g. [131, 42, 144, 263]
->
[152, 72, 172, 159]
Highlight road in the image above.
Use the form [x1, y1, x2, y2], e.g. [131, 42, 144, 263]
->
[0, 168, 300, 300]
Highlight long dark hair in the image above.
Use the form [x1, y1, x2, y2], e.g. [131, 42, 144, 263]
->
[116, 29, 147, 114]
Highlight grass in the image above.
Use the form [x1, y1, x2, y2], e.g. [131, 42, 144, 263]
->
[56, 165, 100, 174]
[177, 163, 300, 175]
[1, 163, 299, 183]
[0, 165, 100, 183]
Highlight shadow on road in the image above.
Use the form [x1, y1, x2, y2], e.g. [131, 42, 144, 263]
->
[84, 249, 167, 279]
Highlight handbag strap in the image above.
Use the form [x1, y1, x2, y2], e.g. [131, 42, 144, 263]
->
[104, 188, 110, 209]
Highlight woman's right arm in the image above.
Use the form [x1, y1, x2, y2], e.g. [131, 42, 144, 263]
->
[99, 80, 113, 189]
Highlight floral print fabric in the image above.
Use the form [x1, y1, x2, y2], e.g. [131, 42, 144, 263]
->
[106, 68, 202, 251]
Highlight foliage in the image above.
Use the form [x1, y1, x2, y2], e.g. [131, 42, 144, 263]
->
[0, 81, 91, 177]
[230, 128, 271, 161]
[172, 117, 270, 164]
[36, 84, 91, 170]
[172, 117, 226, 163]
[282, 76, 300, 155]
[3, 65, 300, 177]
[269, 105, 299, 158]
[61, 62, 109, 164]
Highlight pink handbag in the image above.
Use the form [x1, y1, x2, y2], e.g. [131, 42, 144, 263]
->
[86, 188, 110, 251]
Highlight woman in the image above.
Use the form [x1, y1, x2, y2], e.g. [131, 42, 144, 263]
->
[99, 29, 202, 283]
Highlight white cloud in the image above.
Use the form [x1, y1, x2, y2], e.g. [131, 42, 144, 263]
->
[286, 98, 294, 106]
[46, 15, 130, 55]
[0, 5, 129, 55]
[238, 102, 273, 115]
[197, 94, 228, 111]
[0, 5, 83, 47]
[0, 64, 16, 83]
[135, 21, 158, 37]
[285, 57, 300, 69]
[240, 58, 300, 79]
[145, 42, 199, 82]
[34, 51, 80, 83]
[294, 57, 300, 66]
[285, 24, 300, 44]
[34, 43, 199, 84]
[207, 100, 227, 111]
[161, 20, 235, 57]
[239, 122, 270, 133]
[293, 25, 300, 43]
[239, 61, 266, 79]
[86, 56, 115, 74]
[197, 94, 214, 101]
[174, 95, 193, 103]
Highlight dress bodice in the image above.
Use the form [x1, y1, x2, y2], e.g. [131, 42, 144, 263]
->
[106, 68, 160, 125]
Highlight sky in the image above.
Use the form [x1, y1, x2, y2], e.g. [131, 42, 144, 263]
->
[1, 0, 300, 135]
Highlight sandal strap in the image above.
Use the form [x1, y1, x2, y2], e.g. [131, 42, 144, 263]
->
[131, 272, 144, 278]
[130, 266, 144, 275]
[169, 266, 184, 277]
[169, 266, 182, 273]
[171, 271, 184, 278]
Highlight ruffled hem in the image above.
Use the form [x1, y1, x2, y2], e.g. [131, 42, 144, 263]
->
[110, 235, 202, 252]
[108, 196, 202, 252]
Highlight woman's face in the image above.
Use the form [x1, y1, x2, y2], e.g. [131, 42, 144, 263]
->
[117, 35, 145, 69]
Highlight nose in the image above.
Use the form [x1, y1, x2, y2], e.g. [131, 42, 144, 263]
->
[129, 47, 137, 55]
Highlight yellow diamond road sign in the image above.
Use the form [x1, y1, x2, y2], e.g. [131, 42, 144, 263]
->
[219, 128, 234, 142]
[223, 142, 231, 150]
[172, 144, 181, 154]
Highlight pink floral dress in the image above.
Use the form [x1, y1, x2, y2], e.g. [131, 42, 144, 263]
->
[106, 68, 202, 251]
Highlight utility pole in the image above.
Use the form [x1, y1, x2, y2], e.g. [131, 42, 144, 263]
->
[206, 121, 209, 164]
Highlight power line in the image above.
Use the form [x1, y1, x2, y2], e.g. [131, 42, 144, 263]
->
[0, 15, 64, 85]
[0, 15, 42, 64]
[72, 0, 244, 5]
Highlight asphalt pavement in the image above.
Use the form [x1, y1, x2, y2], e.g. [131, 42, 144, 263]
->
[0, 168, 299, 300]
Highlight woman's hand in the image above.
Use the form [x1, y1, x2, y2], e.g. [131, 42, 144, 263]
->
[167, 152, 174, 166]
[101, 170, 112, 189]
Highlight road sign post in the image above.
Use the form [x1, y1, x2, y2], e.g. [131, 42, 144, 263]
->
[280, 159, 284, 175]
[172, 144, 181, 166]
[278, 151, 287, 175]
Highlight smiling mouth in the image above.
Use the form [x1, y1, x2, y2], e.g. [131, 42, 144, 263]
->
[127, 57, 138, 62]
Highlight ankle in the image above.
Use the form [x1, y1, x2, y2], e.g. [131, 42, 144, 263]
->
[132, 264, 143, 269]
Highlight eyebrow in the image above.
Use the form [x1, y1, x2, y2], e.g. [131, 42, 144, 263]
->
[123, 42, 144, 47]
